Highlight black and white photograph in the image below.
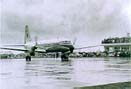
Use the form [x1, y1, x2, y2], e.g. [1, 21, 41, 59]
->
[0, 0, 131, 89]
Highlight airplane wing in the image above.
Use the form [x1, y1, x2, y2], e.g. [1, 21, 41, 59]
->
[0, 47, 46, 53]
[0, 47, 28, 51]
[75, 45, 100, 50]
[1, 44, 25, 46]
[75, 43, 131, 50]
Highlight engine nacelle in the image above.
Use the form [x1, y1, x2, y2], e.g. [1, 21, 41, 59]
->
[70, 48, 74, 53]
[30, 51, 35, 56]
[30, 46, 37, 56]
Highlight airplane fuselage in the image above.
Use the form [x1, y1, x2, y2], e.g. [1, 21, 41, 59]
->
[36, 40, 74, 53]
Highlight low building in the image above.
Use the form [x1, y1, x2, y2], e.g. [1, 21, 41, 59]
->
[102, 33, 131, 57]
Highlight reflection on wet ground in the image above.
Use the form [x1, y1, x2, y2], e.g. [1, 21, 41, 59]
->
[0, 58, 131, 89]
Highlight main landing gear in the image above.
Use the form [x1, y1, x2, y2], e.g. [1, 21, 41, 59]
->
[61, 53, 69, 62]
[26, 56, 31, 61]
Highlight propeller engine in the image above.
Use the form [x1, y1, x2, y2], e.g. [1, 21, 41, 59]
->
[30, 46, 37, 56]
[25, 36, 38, 56]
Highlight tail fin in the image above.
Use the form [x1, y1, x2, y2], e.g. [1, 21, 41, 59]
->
[24, 25, 32, 44]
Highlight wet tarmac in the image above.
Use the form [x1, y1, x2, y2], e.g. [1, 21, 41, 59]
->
[0, 57, 131, 89]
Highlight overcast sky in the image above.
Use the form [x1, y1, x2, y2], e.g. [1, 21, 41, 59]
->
[0, 0, 131, 50]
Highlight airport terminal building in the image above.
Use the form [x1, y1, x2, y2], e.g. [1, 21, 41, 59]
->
[102, 33, 131, 57]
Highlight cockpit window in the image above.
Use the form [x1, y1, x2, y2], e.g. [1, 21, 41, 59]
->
[61, 41, 71, 44]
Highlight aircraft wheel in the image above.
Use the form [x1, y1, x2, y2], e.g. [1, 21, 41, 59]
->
[61, 54, 69, 61]
[26, 56, 31, 61]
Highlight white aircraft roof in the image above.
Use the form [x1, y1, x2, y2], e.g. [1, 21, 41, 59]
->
[26, 38, 71, 45]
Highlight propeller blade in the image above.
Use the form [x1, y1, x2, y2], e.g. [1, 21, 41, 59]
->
[73, 38, 77, 45]
[35, 36, 38, 46]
